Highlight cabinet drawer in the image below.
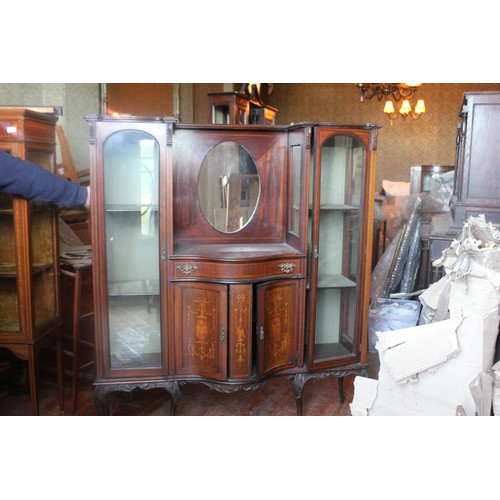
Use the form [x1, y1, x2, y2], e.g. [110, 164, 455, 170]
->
[170, 258, 305, 281]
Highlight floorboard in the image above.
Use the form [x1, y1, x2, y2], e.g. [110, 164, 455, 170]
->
[0, 355, 380, 417]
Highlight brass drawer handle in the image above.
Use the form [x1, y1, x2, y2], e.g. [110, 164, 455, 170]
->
[278, 262, 297, 274]
[176, 264, 198, 276]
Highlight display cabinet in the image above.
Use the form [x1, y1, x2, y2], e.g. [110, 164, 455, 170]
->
[86, 116, 379, 415]
[0, 108, 63, 415]
[421, 92, 500, 287]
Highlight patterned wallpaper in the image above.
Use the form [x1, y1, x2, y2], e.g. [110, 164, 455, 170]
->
[268, 83, 500, 189]
[3, 83, 500, 190]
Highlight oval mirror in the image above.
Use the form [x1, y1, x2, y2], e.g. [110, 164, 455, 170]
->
[198, 141, 260, 233]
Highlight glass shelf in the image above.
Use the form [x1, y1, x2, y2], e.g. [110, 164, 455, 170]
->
[317, 274, 356, 289]
[319, 204, 359, 211]
[105, 204, 159, 212]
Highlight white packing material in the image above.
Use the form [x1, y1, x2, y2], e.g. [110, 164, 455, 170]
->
[349, 376, 379, 416]
[375, 317, 462, 384]
[367, 308, 498, 416]
[423, 214, 500, 322]
[418, 274, 451, 324]
[492, 361, 500, 416]
[352, 215, 500, 416]
[469, 372, 494, 416]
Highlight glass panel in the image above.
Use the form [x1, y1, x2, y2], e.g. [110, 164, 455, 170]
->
[31, 208, 56, 327]
[0, 202, 20, 333]
[25, 150, 52, 171]
[198, 141, 260, 233]
[314, 135, 365, 362]
[103, 130, 161, 368]
[290, 144, 301, 236]
[212, 105, 230, 124]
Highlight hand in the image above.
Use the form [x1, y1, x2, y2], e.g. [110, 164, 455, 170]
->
[84, 186, 91, 209]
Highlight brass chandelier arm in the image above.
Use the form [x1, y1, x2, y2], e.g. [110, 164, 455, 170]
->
[358, 83, 426, 124]
[356, 83, 420, 102]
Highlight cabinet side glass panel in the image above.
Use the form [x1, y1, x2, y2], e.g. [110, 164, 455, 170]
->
[0, 198, 20, 332]
[103, 130, 161, 368]
[25, 151, 53, 171]
[314, 135, 364, 362]
[290, 144, 301, 236]
[31, 207, 57, 327]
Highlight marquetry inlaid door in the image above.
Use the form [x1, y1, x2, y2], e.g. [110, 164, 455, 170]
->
[256, 280, 299, 378]
[173, 282, 228, 380]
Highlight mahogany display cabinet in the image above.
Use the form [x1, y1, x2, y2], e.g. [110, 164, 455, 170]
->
[86, 115, 380, 415]
[0, 108, 63, 415]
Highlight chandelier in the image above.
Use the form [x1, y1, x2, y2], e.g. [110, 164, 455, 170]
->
[356, 83, 426, 124]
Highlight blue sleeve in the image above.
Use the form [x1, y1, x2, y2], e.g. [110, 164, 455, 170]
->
[0, 149, 88, 208]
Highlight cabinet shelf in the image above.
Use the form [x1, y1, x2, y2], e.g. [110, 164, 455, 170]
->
[173, 242, 302, 260]
[0, 263, 16, 277]
[320, 203, 359, 211]
[105, 204, 159, 212]
[108, 281, 159, 296]
[1, 205, 52, 215]
[308, 204, 360, 212]
[0, 262, 53, 278]
[0, 319, 19, 332]
[316, 274, 356, 289]
[314, 342, 353, 360]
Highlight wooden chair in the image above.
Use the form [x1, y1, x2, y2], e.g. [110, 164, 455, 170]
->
[56, 125, 89, 185]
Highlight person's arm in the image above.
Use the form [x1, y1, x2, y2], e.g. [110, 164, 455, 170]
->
[0, 149, 88, 208]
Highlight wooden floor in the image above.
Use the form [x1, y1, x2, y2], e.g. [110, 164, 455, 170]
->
[0, 355, 380, 416]
[0, 376, 350, 416]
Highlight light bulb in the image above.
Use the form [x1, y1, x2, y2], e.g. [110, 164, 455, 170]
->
[384, 100, 395, 114]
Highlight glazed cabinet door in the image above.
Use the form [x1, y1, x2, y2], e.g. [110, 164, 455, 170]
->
[89, 120, 168, 377]
[256, 279, 300, 377]
[308, 128, 375, 369]
[173, 282, 228, 380]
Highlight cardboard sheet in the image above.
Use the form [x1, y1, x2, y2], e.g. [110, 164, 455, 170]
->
[375, 318, 461, 383]
[349, 376, 379, 416]
[367, 310, 499, 416]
